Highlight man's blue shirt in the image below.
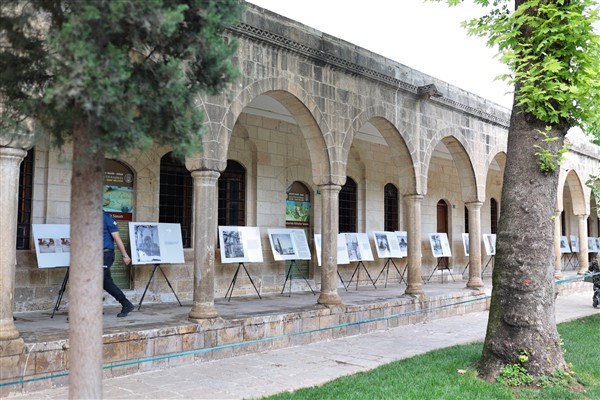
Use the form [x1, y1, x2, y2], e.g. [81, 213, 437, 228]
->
[103, 212, 119, 250]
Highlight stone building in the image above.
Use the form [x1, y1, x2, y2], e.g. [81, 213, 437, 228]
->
[1, 2, 599, 343]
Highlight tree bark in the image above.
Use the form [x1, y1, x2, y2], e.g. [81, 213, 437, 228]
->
[68, 119, 105, 399]
[478, 106, 568, 379]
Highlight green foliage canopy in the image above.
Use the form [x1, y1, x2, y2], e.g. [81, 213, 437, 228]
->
[1, 0, 243, 159]
[446, 0, 600, 135]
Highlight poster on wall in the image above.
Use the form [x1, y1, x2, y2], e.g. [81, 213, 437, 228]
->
[218, 226, 264, 264]
[372, 231, 402, 258]
[429, 233, 452, 258]
[285, 198, 311, 228]
[128, 222, 184, 265]
[483, 233, 497, 256]
[570, 235, 579, 252]
[314, 234, 350, 266]
[395, 231, 408, 258]
[462, 233, 470, 257]
[559, 236, 571, 253]
[340, 233, 374, 262]
[267, 228, 311, 261]
[32, 224, 71, 268]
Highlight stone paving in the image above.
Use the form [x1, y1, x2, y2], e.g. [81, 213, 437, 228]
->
[5, 273, 598, 399]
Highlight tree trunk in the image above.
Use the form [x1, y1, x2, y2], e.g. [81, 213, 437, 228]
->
[478, 106, 568, 380]
[68, 119, 105, 398]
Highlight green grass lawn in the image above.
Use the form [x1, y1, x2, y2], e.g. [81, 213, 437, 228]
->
[264, 314, 600, 400]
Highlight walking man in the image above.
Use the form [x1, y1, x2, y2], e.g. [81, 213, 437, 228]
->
[103, 211, 135, 317]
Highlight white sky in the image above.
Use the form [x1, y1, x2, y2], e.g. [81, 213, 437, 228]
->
[246, 0, 514, 108]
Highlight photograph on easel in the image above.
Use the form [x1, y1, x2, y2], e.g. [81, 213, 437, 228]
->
[429, 233, 451, 258]
[462, 233, 470, 257]
[570, 235, 579, 252]
[483, 233, 496, 256]
[559, 236, 571, 253]
[372, 231, 403, 259]
[395, 231, 408, 258]
[32, 224, 71, 268]
[340, 233, 374, 262]
[313, 234, 350, 266]
[129, 222, 184, 265]
[267, 228, 311, 261]
[218, 226, 264, 264]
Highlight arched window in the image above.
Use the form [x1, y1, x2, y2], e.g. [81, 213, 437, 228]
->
[17, 149, 34, 250]
[159, 152, 193, 248]
[218, 160, 246, 226]
[384, 183, 399, 231]
[464, 206, 469, 234]
[339, 177, 357, 233]
[490, 198, 499, 234]
[437, 200, 448, 233]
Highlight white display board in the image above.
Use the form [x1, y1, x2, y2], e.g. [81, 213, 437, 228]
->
[129, 222, 184, 265]
[218, 226, 264, 263]
[429, 233, 452, 258]
[588, 237, 600, 253]
[372, 231, 403, 258]
[267, 228, 311, 261]
[559, 236, 571, 254]
[462, 233, 470, 257]
[483, 233, 497, 256]
[340, 232, 374, 262]
[32, 224, 71, 268]
[395, 231, 408, 258]
[314, 234, 350, 266]
[570, 235, 579, 252]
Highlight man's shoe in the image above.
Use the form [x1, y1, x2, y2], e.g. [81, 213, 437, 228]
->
[117, 302, 135, 318]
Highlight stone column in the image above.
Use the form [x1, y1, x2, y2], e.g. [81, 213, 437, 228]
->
[188, 170, 220, 320]
[0, 147, 27, 343]
[465, 201, 484, 289]
[317, 184, 342, 306]
[577, 214, 589, 275]
[404, 194, 424, 296]
[553, 211, 563, 279]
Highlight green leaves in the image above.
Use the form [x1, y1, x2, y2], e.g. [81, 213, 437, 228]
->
[1, 0, 244, 159]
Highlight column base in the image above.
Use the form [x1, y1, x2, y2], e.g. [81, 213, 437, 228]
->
[466, 277, 485, 290]
[0, 321, 21, 343]
[553, 271, 563, 280]
[0, 337, 25, 357]
[317, 291, 342, 306]
[188, 303, 218, 320]
[404, 283, 424, 296]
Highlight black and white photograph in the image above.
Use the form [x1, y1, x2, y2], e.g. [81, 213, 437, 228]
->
[268, 228, 311, 261]
[32, 224, 71, 268]
[375, 233, 390, 256]
[429, 233, 451, 258]
[560, 236, 571, 253]
[570, 235, 579, 252]
[128, 222, 184, 265]
[132, 224, 161, 263]
[345, 233, 362, 261]
[372, 231, 402, 258]
[483, 233, 496, 256]
[218, 226, 264, 263]
[395, 231, 408, 257]
[340, 233, 374, 262]
[462, 233, 470, 256]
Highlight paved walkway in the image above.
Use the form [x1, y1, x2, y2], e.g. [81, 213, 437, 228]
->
[7, 290, 598, 399]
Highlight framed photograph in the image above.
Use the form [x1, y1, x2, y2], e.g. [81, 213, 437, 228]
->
[129, 222, 184, 265]
[559, 236, 571, 254]
[340, 232, 374, 262]
[218, 226, 264, 263]
[570, 235, 579, 252]
[429, 233, 451, 258]
[32, 224, 71, 268]
[483, 234, 496, 256]
[372, 231, 403, 258]
[267, 228, 311, 261]
[395, 231, 408, 258]
[462, 233, 470, 257]
[314, 234, 350, 266]
[588, 237, 596, 253]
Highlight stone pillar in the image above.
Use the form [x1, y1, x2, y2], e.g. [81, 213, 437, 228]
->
[577, 214, 589, 275]
[553, 211, 563, 279]
[465, 201, 484, 289]
[0, 147, 27, 343]
[188, 170, 220, 320]
[404, 194, 424, 296]
[317, 184, 342, 305]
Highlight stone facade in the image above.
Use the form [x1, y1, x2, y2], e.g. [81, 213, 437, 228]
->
[3, 2, 600, 316]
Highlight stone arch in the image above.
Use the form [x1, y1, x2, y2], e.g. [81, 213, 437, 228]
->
[423, 128, 479, 202]
[350, 104, 418, 195]
[195, 78, 332, 185]
[558, 169, 588, 215]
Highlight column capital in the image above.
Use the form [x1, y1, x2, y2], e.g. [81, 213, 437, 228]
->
[465, 201, 483, 209]
[318, 183, 342, 192]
